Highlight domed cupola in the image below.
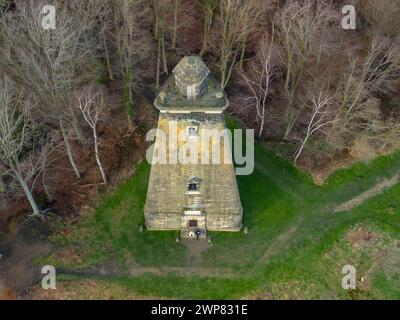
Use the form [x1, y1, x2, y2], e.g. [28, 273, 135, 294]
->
[173, 55, 210, 100]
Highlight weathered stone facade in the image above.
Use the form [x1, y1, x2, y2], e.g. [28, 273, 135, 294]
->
[173, 56, 210, 99]
[144, 56, 242, 238]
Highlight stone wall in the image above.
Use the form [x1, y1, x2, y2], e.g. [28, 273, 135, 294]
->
[144, 212, 181, 230]
[144, 112, 243, 232]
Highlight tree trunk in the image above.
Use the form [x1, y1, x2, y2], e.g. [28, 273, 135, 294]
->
[103, 32, 114, 81]
[123, 60, 134, 129]
[283, 92, 295, 139]
[69, 107, 85, 143]
[200, 13, 210, 56]
[294, 136, 309, 164]
[284, 117, 295, 140]
[0, 175, 5, 193]
[221, 51, 238, 89]
[15, 171, 40, 216]
[94, 133, 107, 185]
[154, 0, 159, 40]
[161, 31, 168, 74]
[172, 0, 179, 47]
[220, 56, 227, 88]
[60, 119, 81, 179]
[258, 113, 265, 139]
[124, 64, 134, 121]
[239, 41, 246, 70]
[114, 7, 124, 71]
[156, 34, 161, 88]
[42, 172, 53, 202]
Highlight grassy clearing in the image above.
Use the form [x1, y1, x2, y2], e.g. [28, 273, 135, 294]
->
[45, 119, 400, 299]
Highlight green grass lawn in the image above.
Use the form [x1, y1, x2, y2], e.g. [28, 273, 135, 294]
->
[48, 122, 400, 299]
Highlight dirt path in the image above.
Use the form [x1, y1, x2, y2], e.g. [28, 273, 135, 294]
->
[181, 238, 209, 262]
[252, 171, 400, 273]
[254, 225, 298, 268]
[58, 239, 241, 279]
[5, 171, 398, 297]
[130, 266, 239, 277]
[335, 173, 400, 212]
[58, 265, 240, 279]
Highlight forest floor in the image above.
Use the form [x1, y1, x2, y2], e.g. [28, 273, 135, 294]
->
[2, 119, 400, 300]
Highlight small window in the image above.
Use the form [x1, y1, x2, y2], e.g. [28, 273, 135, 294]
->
[188, 220, 198, 227]
[188, 183, 199, 191]
[187, 126, 197, 136]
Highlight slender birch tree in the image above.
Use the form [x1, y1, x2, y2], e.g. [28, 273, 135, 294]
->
[293, 92, 336, 163]
[76, 88, 108, 185]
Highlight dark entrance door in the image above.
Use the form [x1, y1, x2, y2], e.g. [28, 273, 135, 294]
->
[188, 220, 198, 227]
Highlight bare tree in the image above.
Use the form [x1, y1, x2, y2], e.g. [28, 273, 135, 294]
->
[378, 121, 400, 152]
[0, 1, 99, 179]
[241, 31, 276, 138]
[95, 1, 115, 81]
[275, 0, 334, 139]
[293, 92, 336, 163]
[340, 40, 399, 117]
[114, 0, 150, 121]
[0, 169, 5, 194]
[329, 39, 400, 151]
[358, 0, 400, 37]
[77, 88, 108, 185]
[0, 77, 50, 216]
[213, 0, 263, 89]
[237, 0, 273, 70]
[172, 0, 181, 48]
[198, 0, 218, 56]
[153, 0, 169, 88]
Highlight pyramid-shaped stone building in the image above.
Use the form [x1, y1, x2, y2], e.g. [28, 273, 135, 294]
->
[144, 56, 242, 238]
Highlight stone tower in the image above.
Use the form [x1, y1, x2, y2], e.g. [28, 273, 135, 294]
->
[144, 56, 242, 239]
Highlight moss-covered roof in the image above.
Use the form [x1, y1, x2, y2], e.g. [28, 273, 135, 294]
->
[154, 75, 228, 112]
[173, 56, 210, 85]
